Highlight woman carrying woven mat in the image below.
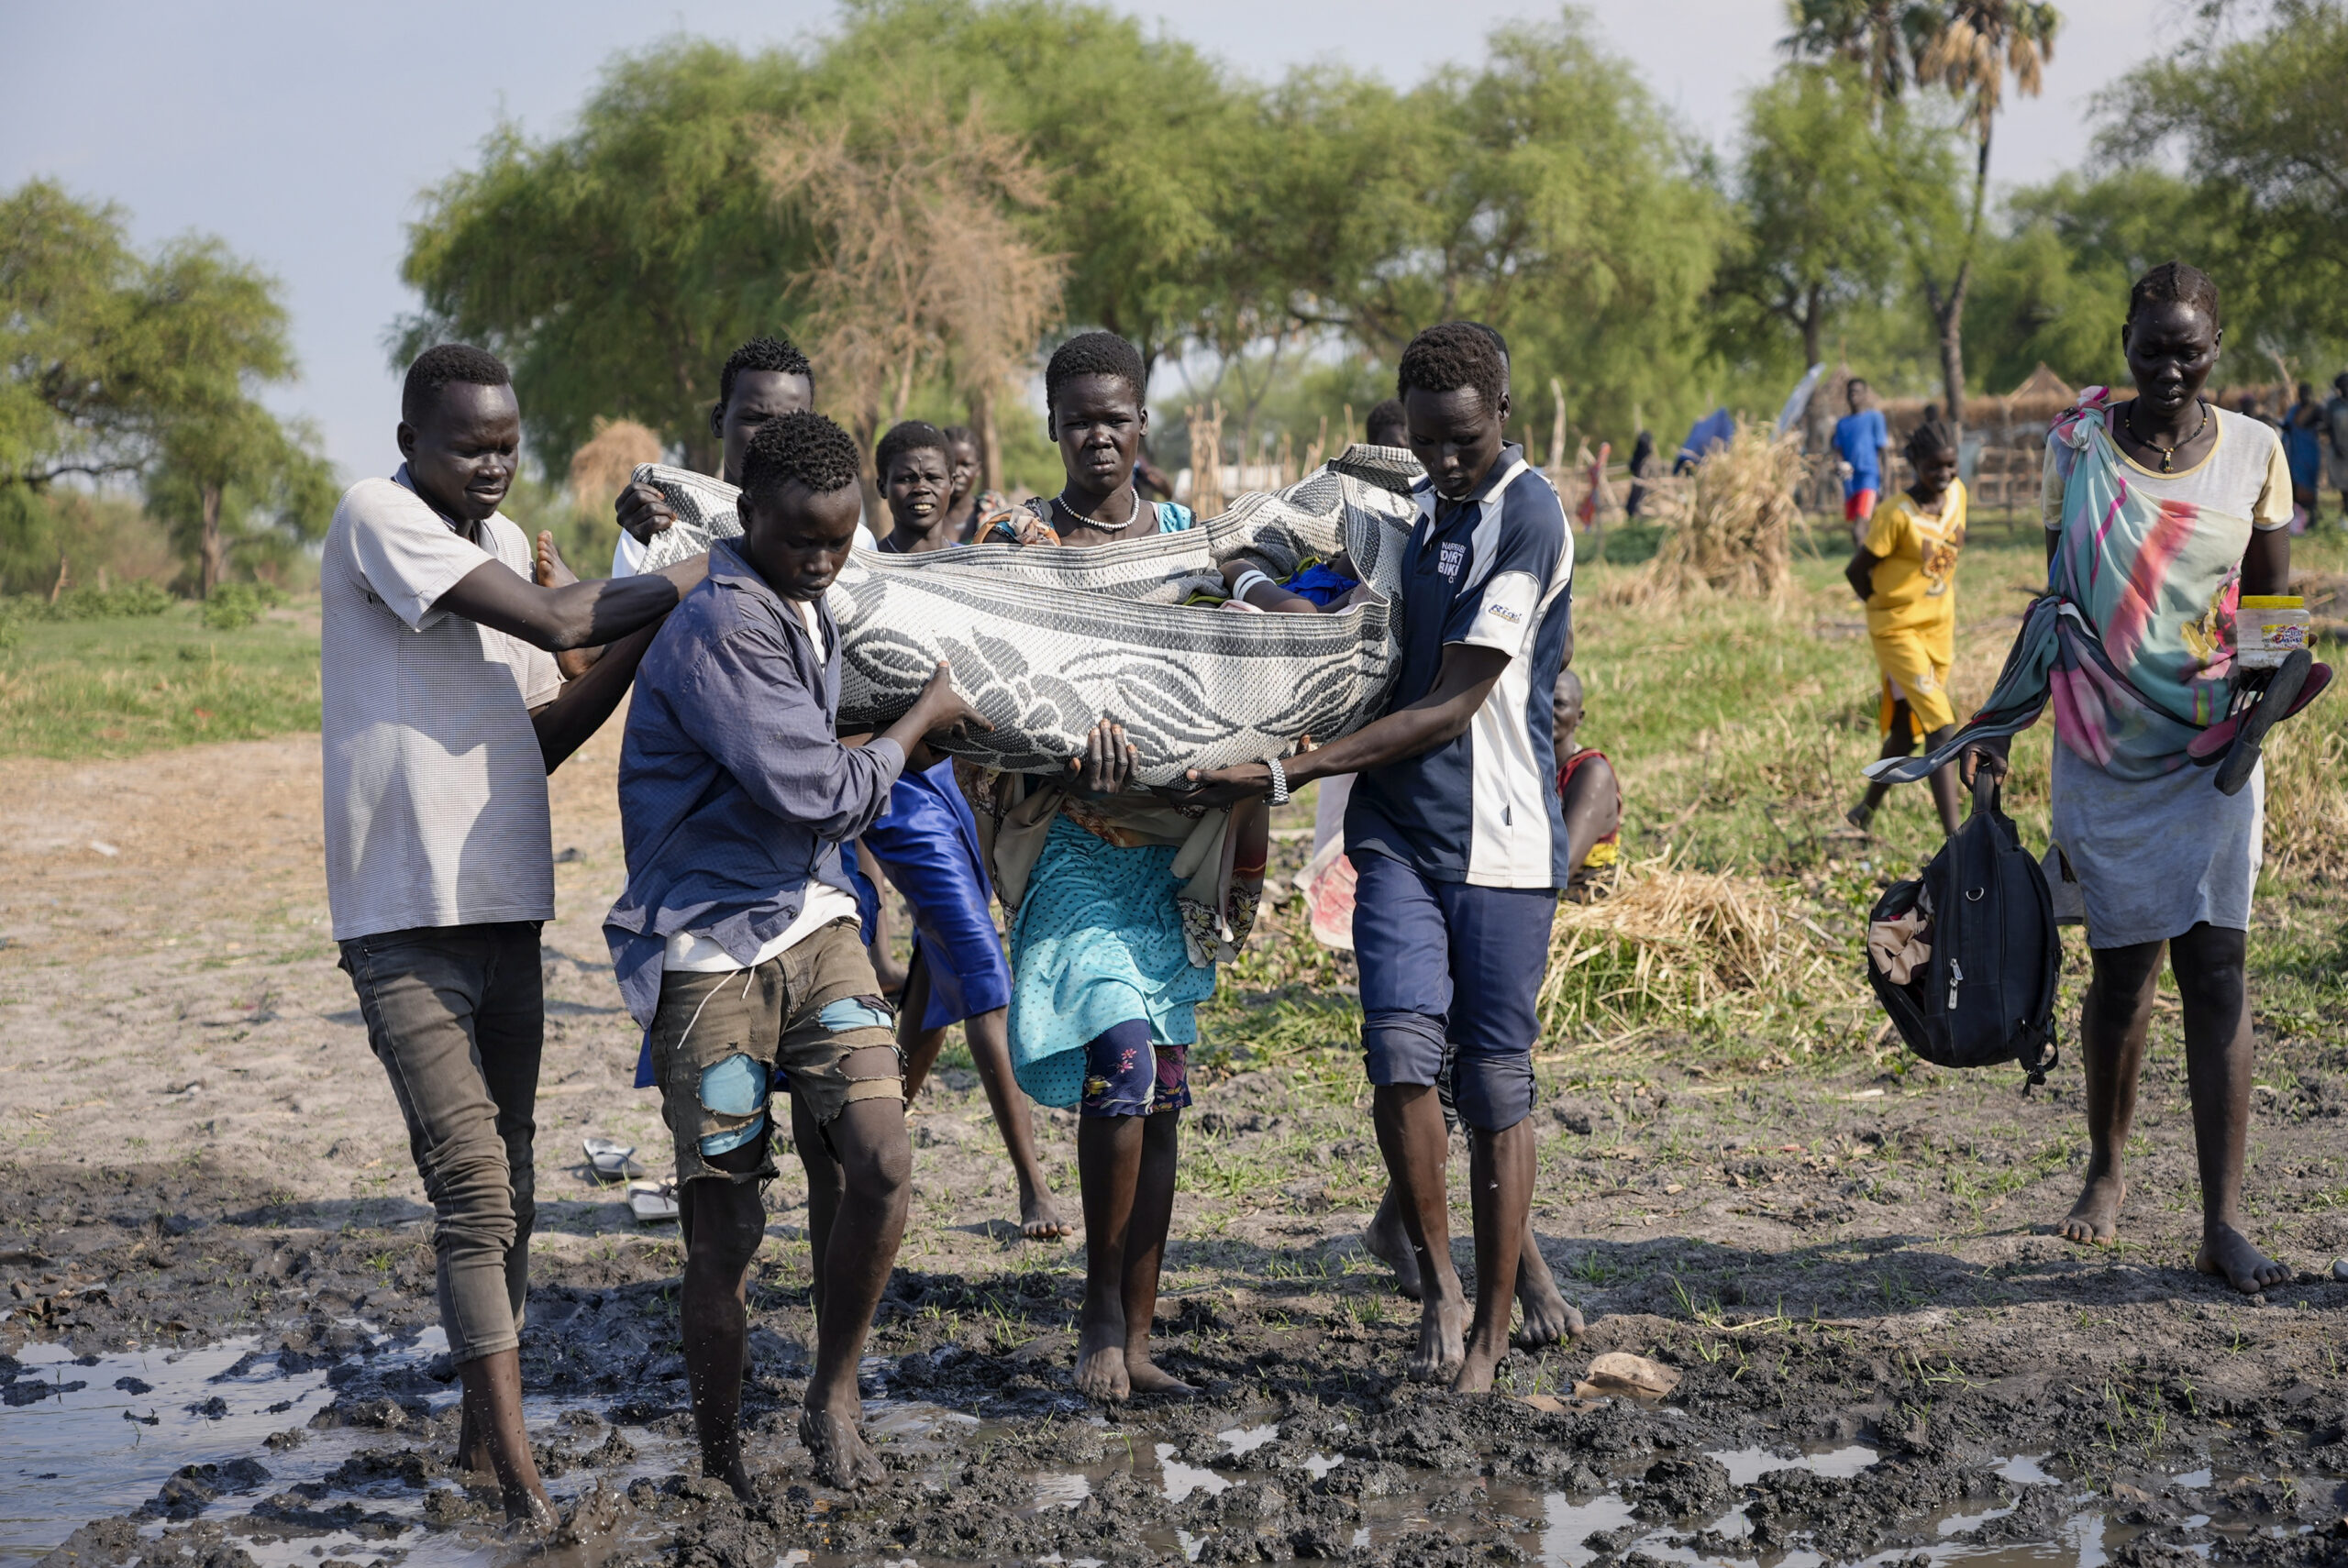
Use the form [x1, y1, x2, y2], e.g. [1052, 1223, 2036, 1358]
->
[967, 331, 1259, 1402]
[1889, 263, 2328, 1294]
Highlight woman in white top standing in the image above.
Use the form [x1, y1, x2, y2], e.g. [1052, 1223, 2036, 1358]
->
[1971, 263, 2301, 1294]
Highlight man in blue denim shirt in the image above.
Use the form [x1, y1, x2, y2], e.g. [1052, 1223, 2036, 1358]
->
[605, 410, 980, 1494]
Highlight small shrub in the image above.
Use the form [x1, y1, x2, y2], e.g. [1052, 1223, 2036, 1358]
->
[50, 581, 174, 621]
[200, 581, 286, 632]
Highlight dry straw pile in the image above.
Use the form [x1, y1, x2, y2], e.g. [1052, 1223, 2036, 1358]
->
[1623, 420, 1805, 602]
[569, 418, 663, 515]
[1536, 854, 1851, 1040]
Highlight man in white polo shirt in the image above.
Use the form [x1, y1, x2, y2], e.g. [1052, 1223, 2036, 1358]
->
[321, 344, 703, 1528]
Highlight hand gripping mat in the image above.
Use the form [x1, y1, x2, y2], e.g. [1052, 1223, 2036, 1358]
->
[631, 447, 1424, 783]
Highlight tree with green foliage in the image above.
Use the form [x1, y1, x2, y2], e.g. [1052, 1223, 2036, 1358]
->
[0, 180, 327, 596]
[398, 41, 809, 473]
[2097, 0, 2348, 360]
[1712, 63, 1955, 399]
[1788, 0, 2061, 438]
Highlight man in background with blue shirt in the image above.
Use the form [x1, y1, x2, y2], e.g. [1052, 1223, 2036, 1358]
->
[1833, 377, 1892, 534]
[605, 410, 980, 1495]
[1182, 322, 1576, 1392]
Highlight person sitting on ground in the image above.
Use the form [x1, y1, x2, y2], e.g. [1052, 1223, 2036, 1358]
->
[1552, 668, 1623, 901]
[1966, 261, 2296, 1295]
[1181, 321, 1580, 1391]
[1832, 379, 1893, 538]
[1844, 422, 1968, 837]
[965, 331, 1265, 1401]
[604, 410, 985, 1493]
[325, 345, 705, 1528]
[1365, 398, 1410, 451]
[827, 420, 1070, 1240]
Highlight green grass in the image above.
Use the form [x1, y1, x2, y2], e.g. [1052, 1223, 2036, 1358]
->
[0, 598, 319, 758]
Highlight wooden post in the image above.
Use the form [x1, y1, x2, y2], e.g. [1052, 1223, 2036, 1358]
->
[1548, 378, 1567, 479]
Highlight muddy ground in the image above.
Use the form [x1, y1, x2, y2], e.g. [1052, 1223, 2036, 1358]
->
[4, 727, 2348, 1565]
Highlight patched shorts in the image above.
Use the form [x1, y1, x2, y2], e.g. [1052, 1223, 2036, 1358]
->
[1079, 1020, 1191, 1119]
[646, 920, 901, 1184]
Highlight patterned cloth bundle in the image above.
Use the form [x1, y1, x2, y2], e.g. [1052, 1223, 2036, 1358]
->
[632, 447, 1424, 784]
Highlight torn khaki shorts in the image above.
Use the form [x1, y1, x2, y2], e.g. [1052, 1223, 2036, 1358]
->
[646, 919, 900, 1184]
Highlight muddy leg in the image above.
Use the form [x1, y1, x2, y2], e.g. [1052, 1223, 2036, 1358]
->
[962, 1006, 1069, 1240]
[1373, 1083, 1463, 1382]
[1363, 1181, 1423, 1299]
[2063, 939, 2163, 1245]
[455, 1350, 556, 1528]
[1456, 1118, 1533, 1392]
[1512, 1213, 1580, 1348]
[1120, 1110, 1192, 1395]
[2173, 924, 2289, 1293]
[1074, 1112, 1143, 1401]
[791, 1088, 843, 1324]
[678, 1146, 767, 1501]
[799, 1072, 911, 1490]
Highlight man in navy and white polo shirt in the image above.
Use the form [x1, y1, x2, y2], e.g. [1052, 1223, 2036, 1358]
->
[1182, 322, 1575, 1392]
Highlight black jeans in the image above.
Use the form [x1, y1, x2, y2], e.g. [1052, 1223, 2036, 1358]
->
[340, 922, 542, 1364]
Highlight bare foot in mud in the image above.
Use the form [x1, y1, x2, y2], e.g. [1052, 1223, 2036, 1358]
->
[1512, 1237, 1580, 1349]
[1363, 1190, 1423, 1300]
[1409, 1293, 1465, 1383]
[2059, 1170, 2125, 1245]
[712, 1455, 759, 1505]
[498, 1488, 559, 1534]
[1074, 1310, 1130, 1403]
[799, 1407, 885, 1490]
[534, 530, 577, 589]
[1123, 1356, 1196, 1397]
[1453, 1336, 1505, 1395]
[1020, 1186, 1072, 1242]
[2196, 1224, 2289, 1294]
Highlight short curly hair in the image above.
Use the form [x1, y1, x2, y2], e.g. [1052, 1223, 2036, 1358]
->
[876, 420, 951, 480]
[739, 409, 862, 511]
[1046, 331, 1146, 417]
[2128, 261, 2221, 328]
[402, 343, 510, 427]
[1364, 399, 1408, 445]
[715, 335, 814, 423]
[1396, 323, 1507, 414]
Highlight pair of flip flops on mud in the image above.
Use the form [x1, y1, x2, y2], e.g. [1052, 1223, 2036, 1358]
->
[2187, 648, 2331, 796]
[583, 1138, 681, 1223]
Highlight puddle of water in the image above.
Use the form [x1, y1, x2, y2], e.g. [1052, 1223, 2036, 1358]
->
[1216, 1422, 1279, 1456]
[2173, 1466, 2214, 1488]
[1996, 1454, 2057, 1486]
[1153, 1441, 1231, 1504]
[1030, 1472, 1091, 1511]
[0, 1327, 698, 1568]
[1537, 1489, 1641, 1566]
[1707, 1442, 1880, 1487]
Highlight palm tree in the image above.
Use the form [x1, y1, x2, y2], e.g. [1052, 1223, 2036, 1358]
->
[1788, 0, 2061, 441]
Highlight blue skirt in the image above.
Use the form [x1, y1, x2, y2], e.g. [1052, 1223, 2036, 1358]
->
[844, 760, 1013, 1031]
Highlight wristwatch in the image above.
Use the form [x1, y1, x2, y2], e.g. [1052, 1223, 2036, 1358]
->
[1266, 756, 1291, 806]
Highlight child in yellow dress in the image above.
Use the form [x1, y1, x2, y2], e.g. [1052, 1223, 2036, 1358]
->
[1845, 423, 1966, 835]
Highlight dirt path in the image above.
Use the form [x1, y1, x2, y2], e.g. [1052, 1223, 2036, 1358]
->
[5, 729, 2347, 1565]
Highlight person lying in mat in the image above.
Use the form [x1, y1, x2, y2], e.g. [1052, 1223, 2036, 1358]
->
[604, 409, 985, 1494]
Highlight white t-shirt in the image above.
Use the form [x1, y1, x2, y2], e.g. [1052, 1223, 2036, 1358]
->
[610, 511, 877, 577]
[320, 470, 563, 942]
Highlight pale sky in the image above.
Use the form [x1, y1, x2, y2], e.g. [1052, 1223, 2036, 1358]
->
[1, 0, 2157, 480]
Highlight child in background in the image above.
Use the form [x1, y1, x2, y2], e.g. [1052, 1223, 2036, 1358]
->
[1844, 422, 1967, 836]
